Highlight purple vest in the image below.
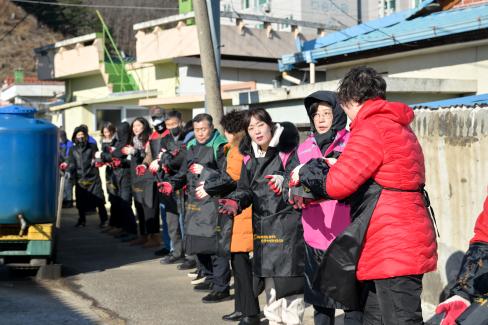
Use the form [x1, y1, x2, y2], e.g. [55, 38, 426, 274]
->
[297, 129, 351, 250]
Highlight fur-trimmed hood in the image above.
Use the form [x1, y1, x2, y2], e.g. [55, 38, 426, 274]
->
[239, 121, 299, 157]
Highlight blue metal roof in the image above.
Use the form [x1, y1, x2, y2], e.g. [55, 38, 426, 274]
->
[413, 93, 488, 108]
[280, 2, 488, 71]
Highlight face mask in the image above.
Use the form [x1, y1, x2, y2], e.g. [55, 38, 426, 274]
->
[151, 117, 164, 127]
[169, 126, 181, 137]
[154, 122, 166, 134]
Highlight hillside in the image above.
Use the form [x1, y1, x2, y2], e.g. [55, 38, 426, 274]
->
[1, 0, 178, 80]
[0, 0, 63, 80]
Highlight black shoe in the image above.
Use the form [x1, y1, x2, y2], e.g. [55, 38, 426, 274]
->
[238, 315, 260, 325]
[193, 282, 213, 292]
[160, 254, 185, 264]
[99, 221, 108, 228]
[75, 220, 86, 227]
[62, 201, 73, 209]
[202, 290, 231, 303]
[177, 258, 197, 270]
[154, 248, 171, 257]
[222, 311, 243, 322]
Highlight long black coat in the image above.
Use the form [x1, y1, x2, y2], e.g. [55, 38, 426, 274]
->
[170, 130, 227, 255]
[230, 122, 304, 278]
[68, 131, 105, 203]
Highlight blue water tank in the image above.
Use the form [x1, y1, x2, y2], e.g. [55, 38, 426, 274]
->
[0, 105, 58, 225]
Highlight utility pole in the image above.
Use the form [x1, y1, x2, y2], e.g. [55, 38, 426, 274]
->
[357, 0, 362, 24]
[193, 0, 223, 130]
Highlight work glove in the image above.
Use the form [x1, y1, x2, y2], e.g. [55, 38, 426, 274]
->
[149, 159, 160, 175]
[157, 182, 173, 196]
[289, 164, 304, 187]
[264, 174, 284, 195]
[59, 162, 68, 171]
[135, 164, 147, 176]
[195, 181, 208, 200]
[189, 163, 204, 175]
[111, 158, 122, 168]
[435, 295, 471, 325]
[218, 199, 239, 216]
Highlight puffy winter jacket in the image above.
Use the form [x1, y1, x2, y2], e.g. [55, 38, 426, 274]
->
[451, 194, 488, 301]
[295, 130, 350, 250]
[204, 143, 253, 253]
[324, 98, 437, 280]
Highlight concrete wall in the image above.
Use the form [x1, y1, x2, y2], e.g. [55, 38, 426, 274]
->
[412, 106, 488, 304]
[324, 42, 488, 95]
[70, 75, 110, 102]
[127, 62, 178, 97]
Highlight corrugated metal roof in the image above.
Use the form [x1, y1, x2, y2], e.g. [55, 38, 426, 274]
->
[413, 93, 488, 109]
[280, 1, 488, 71]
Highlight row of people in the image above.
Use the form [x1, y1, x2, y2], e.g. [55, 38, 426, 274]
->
[59, 66, 484, 325]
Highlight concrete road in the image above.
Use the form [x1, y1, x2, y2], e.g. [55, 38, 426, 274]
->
[0, 208, 435, 324]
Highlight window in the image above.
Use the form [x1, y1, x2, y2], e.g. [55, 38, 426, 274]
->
[95, 108, 121, 131]
[242, 0, 250, 9]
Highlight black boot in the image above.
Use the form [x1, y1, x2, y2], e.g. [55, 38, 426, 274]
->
[75, 219, 86, 227]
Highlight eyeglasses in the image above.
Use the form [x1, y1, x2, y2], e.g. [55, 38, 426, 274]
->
[312, 112, 333, 120]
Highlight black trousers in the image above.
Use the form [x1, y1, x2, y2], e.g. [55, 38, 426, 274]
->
[232, 253, 260, 316]
[362, 275, 423, 325]
[134, 201, 160, 235]
[120, 198, 137, 234]
[78, 200, 107, 224]
[197, 254, 231, 292]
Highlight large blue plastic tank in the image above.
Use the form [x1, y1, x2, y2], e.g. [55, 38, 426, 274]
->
[0, 105, 58, 224]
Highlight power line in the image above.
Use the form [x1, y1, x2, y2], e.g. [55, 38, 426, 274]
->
[10, 0, 178, 11]
[0, 13, 29, 42]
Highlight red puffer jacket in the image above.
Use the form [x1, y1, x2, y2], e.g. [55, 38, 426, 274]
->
[326, 98, 438, 280]
[470, 194, 488, 244]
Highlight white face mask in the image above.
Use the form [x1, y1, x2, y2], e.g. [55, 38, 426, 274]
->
[151, 118, 164, 127]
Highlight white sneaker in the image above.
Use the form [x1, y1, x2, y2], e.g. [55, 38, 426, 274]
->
[191, 274, 206, 285]
[187, 270, 198, 279]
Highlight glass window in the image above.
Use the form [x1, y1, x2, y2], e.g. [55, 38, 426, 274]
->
[242, 0, 250, 9]
[95, 109, 121, 131]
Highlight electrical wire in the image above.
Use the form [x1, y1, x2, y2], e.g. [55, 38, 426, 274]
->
[0, 13, 29, 42]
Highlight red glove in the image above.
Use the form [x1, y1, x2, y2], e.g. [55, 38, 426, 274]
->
[59, 162, 68, 171]
[157, 182, 173, 196]
[95, 161, 105, 168]
[218, 199, 239, 216]
[264, 175, 284, 195]
[189, 163, 204, 175]
[111, 158, 122, 168]
[135, 164, 147, 176]
[435, 295, 470, 325]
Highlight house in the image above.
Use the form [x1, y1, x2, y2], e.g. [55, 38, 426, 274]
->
[232, 0, 488, 124]
[34, 11, 321, 136]
[0, 74, 64, 114]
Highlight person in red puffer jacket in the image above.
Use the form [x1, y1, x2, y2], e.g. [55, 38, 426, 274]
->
[435, 189, 488, 325]
[292, 66, 438, 324]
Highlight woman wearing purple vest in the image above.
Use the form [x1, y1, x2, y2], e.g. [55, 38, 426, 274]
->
[286, 91, 362, 325]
